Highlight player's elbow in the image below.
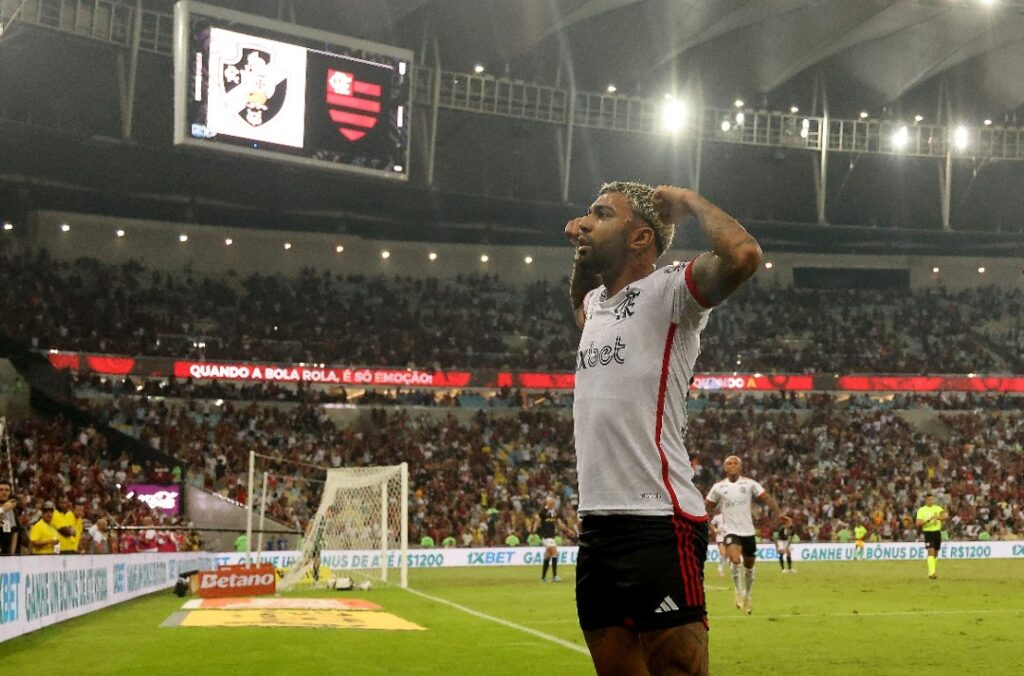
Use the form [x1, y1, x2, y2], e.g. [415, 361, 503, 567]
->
[731, 236, 763, 278]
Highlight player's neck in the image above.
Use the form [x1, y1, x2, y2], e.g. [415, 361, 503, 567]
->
[727, 475, 740, 482]
[602, 257, 655, 298]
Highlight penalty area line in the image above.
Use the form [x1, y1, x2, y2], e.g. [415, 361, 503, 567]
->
[404, 587, 590, 656]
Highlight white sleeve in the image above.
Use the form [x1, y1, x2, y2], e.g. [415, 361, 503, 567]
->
[670, 258, 714, 327]
[705, 483, 720, 504]
[751, 480, 766, 499]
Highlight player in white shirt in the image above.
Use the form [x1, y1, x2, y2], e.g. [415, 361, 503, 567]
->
[567, 182, 762, 676]
[709, 514, 727, 577]
[705, 455, 790, 615]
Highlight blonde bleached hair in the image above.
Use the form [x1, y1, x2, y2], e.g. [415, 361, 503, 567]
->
[599, 181, 675, 256]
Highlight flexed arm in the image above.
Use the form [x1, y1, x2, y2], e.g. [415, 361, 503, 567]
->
[651, 186, 762, 306]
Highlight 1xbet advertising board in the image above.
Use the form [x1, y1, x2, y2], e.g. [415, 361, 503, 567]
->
[174, 2, 412, 180]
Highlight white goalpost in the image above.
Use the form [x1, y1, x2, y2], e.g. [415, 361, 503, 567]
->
[246, 453, 409, 591]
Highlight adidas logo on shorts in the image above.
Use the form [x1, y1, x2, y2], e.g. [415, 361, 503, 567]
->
[653, 596, 680, 614]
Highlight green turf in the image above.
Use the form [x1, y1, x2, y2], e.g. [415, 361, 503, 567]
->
[3, 561, 1022, 674]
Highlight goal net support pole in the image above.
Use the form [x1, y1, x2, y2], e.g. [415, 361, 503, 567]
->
[245, 450, 255, 566]
[277, 462, 409, 590]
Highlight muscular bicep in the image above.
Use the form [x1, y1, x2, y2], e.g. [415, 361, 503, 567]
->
[690, 243, 762, 306]
[575, 303, 586, 330]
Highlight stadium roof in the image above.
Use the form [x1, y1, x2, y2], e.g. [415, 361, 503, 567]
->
[285, 0, 1024, 120]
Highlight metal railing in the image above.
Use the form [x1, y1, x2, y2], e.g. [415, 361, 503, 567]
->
[4, 0, 1023, 161]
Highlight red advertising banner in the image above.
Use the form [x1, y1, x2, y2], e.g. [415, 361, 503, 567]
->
[839, 375, 1024, 393]
[46, 352, 80, 371]
[44, 351, 1024, 393]
[173, 360, 471, 388]
[496, 372, 815, 392]
[85, 355, 135, 375]
[197, 563, 276, 598]
[690, 374, 815, 391]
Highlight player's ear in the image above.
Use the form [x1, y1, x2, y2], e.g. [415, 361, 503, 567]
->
[630, 224, 655, 252]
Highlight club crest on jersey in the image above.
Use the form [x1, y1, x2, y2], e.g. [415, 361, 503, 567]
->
[220, 47, 289, 127]
[326, 69, 384, 141]
[613, 288, 641, 320]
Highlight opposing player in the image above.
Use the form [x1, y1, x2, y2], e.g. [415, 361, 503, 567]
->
[705, 455, 791, 615]
[532, 496, 572, 582]
[710, 513, 727, 576]
[568, 182, 762, 675]
[773, 523, 794, 573]
[915, 493, 946, 579]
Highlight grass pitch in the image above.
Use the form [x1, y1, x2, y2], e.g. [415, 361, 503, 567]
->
[4, 560, 1022, 675]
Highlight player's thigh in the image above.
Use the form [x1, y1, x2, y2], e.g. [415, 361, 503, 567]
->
[724, 542, 743, 563]
[584, 627, 648, 676]
[640, 621, 709, 676]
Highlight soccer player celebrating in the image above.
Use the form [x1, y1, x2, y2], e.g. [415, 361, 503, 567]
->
[532, 496, 571, 582]
[567, 182, 761, 675]
[773, 523, 794, 573]
[915, 493, 947, 579]
[705, 455, 791, 615]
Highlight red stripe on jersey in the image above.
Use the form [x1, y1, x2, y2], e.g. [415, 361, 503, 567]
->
[655, 323, 709, 607]
[684, 257, 714, 308]
[654, 322, 709, 523]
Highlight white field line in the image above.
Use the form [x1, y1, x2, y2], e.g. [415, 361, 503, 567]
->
[404, 587, 590, 656]
[712, 608, 1022, 621]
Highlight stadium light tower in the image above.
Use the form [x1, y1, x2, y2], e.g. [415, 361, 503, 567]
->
[660, 98, 687, 134]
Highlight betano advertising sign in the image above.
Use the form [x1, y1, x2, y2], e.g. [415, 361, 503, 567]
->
[197, 563, 276, 598]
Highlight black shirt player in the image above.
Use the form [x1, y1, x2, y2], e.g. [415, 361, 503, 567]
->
[532, 496, 570, 582]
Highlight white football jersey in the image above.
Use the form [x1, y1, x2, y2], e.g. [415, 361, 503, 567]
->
[705, 476, 765, 537]
[573, 260, 713, 518]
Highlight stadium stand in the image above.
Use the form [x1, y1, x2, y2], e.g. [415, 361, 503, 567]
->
[2, 243, 1022, 373]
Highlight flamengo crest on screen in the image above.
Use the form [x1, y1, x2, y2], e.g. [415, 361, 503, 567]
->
[220, 46, 289, 127]
[326, 68, 383, 141]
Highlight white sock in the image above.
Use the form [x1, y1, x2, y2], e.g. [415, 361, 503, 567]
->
[744, 567, 756, 596]
[730, 563, 742, 593]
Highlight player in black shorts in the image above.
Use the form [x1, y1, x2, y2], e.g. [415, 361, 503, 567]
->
[577, 514, 710, 631]
[532, 496, 571, 582]
[567, 183, 761, 674]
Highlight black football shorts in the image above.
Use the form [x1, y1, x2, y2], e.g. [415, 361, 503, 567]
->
[576, 514, 708, 632]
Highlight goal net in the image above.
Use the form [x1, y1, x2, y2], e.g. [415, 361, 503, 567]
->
[275, 463, 408, 590]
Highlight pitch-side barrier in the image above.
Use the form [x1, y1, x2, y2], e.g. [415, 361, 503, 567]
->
[3, 542, 1021, 643]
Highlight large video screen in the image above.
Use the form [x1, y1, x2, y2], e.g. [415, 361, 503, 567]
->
[173, 2, 412, 180]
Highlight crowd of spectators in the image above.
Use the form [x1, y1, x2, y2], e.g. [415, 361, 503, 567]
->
[77, 391, 1024, 547]
[3, 245, 1022, 374]
[0, 417, 197, 555]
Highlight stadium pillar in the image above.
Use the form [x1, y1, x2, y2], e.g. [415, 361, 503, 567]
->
[119, 0, 143, 139]
[813, 71, 829, 225]
[425, 36, 442, 186]
[817, 112, 829, 225]
[561, 91, 576, 202]
[941, 149, 953, 231]
[690, 77, 704, 194]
